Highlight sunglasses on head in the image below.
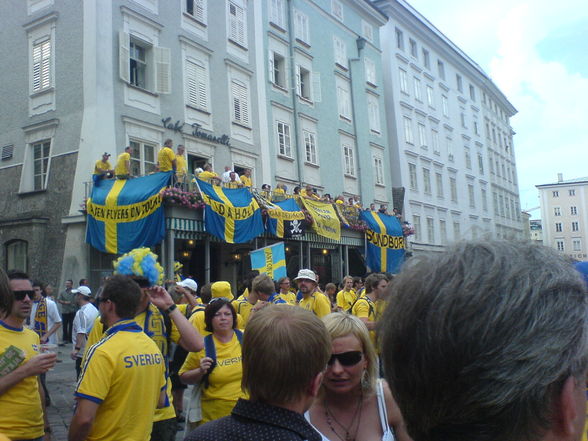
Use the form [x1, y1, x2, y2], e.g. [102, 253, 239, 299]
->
[328, 351, 363, 367]
[96, 296, 110, 305]
[13, 290, 34, 301]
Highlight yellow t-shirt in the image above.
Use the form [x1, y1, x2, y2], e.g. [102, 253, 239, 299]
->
[114, 152, 130, 176]
[176, 154, 187, 176]
[94, 160, 111, 175]
[277, 292, 297, 305]
[235, 288, 249, 302]
[351, 296, 378, 348]
[232, 299, 255, 325]
[336, 289, 357, 311]
[298, 292, 331, 318]
[158, 147, 176, 172]
[0, 322, 44, 439]
[198, 171, 219, 181]
[76, 320, 166, 441]
[240, 175, 252, 187]
[179, 332, 247, 423]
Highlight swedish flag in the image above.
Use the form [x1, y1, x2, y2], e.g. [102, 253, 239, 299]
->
[197, 178, 264, 244]
[266, 198, 306, 238]
[360, 211, 405, 274]
[86, 172, 171, 254]
[250, 242, 287, 280]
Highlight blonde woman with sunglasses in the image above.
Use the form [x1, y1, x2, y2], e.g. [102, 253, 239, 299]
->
[306, 313, 411, 441]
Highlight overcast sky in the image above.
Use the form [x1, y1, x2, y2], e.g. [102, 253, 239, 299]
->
[406, 0, 588, 217]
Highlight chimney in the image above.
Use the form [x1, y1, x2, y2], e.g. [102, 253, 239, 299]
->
[557, 173, 563, 183]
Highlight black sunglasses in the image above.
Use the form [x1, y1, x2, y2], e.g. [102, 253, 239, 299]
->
[328, 351, 363, 367]
[12, 290, 34, 301]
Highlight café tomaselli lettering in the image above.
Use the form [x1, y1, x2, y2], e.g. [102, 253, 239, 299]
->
[161, 117, 231, 147]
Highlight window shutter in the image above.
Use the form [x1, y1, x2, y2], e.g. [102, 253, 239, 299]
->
[195, 0, 206, 23]
[268, 50, 275, 83]
[196, 63, 208, 110]
[154, 46, 171, 94]
[295, 65, 301, 96]
[312, 72, 321, 102]
[119, 31, 130, 83]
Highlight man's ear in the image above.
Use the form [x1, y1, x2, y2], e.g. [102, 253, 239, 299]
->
[551, 375, 585, 439]
[308, 371, 324, 398]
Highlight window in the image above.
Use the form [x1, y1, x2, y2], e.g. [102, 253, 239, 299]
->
[364, 58, 376, 85]
[418, 123, 426, 148]
[337, 82, 351, 120]
[569, 189, 576, 196]
[431, 129, 440, 153]
[572, 221, 579, 232]
[422, 48, 430, 69]
[185, 0, 206, 24]
[499, 195, 505, 216]
[474, 121, 479, 135]
[493, 192, 498, 215]
[395, 28, 404, 51]
[481, 188, 488, 211]
[478, 153, 484, 174]
[296, 65, 312, 100]
[269, 51, 286, 88]
[468, 184, 475, 208]
[403, 117, 414, 144]
[437, 60, 445, 80]
[269, 0, 285, 28]
[331, 0, 343, 21]
[6, 240, 28, 272]
[276, 121, 291, 157]
[413, 215, 421, 241]
[228, 1, 247, 47]
[423, 168, 431, 194]
[435, 172, 444, 198]
[553, 191, 559, 197]
[439, 220, 447, 244]
[32, 140, 51, 190]
[361, 20, 373, 42]
[413, 77, 422, 101]
[573, 239, 582, 252]
[446, 137, 453, 161]
[453, 221, 461, 239]
[367, 95, 381, 133]
[450, 177, 457, 202]
[408, 163, 418, 190]
[304, 131, 317, 164]
[456, 74, 463, 93]
[32, 38, 51, 92]
[231, 79, 250, 126]
[442, 95, 449, 116]
[554, 207, 561, 216]
[333, 37, 347, 68]
[185, 58, 209, 111]
[555, 222, 562, 232]
[571, 206, 578, 215]
[469, 84, 476, 101]
[409, 39, 417, 58]
[427, 217, 435, 243]
[460, 112, 467, 128]
[129, 140, 156, 176]
[426, 85, 434, 107]
[374, 156, 384, 185]
[399, 69, 409, 94]
[465, 150, 472, 169]
[129, 40, 147, 89]
[294, 10, 310, 43]
[343, 144, 355, 176]
[556, 240, 565, 252]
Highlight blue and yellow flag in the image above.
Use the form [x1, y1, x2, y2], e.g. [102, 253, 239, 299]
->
[85, 172, 171, 254]
[266, 198, 306, 238]
[360, 211, 405, 274]
[250, 242, 287, 280]
[197, 178, 264, 244]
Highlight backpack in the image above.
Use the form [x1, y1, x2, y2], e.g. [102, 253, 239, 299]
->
[347, 295, 375, 318]
[202, 329, 244, 388]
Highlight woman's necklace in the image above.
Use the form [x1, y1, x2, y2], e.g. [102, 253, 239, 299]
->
[324, 391, 363, 441]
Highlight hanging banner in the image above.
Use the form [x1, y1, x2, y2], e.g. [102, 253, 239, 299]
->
[196, 178, 264, 244]
[300, 198, 341, 241]
[266, 198, 306, 238]
[360, 211, 405, 274]
[86, 172, 171, 254]
[249, 242, 287, 280]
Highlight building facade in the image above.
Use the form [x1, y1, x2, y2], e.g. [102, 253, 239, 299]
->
[373, 0, 523, 255]
[537, 175, 588, 261]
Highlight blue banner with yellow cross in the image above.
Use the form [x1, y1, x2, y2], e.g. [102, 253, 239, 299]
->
[85, 172, 172, 254]
[249, 242, 287, 280]
[266, 198, 306, 238]
[360, 211, 405, 274]
[196, 178, 264, 244]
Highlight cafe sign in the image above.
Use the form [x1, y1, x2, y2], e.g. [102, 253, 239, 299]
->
[162, 117, 231, 147]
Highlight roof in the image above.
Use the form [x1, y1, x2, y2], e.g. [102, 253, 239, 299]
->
[536, 177, 588, 188]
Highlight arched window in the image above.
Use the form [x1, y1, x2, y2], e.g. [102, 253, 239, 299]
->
[5, 240, 28, 272]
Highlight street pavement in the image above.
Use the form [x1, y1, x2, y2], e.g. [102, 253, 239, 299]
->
[45, 343, 187, 440]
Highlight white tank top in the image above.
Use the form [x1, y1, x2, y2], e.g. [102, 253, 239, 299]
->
[305, 379, 396, 441]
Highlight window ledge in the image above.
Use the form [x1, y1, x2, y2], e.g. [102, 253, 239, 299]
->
[344, 173, 357, 180]
[126, 83, 159, 97]
[375, 183, 386, 188]
[295, 38, 311, 49]
[231, 120, 252, 130]
[228, 38, 248, 51]
[186, 104, 211, 115]
[269, 22, 286, 33]
[18, 189, 47, 197]
[335, 62, 349, 71]
[272, 83, 288, 94]
[30, 87, 55, 98]
[277, 154, 295, 162]
[182, 12, 207, 27]
[298, 96, 314, 106]
[304, 161, 320, 169]
[366, 81, 377, 88]
[370, 129, 381, 135]
[339, 115, 352, 124]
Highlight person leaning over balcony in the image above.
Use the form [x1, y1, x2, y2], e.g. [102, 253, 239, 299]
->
[240, 169, 252, 187]
[115, 146, 132, 179]
[157, 139, 177, 173]
[198, 164, 220, 183]
[92, 152, 113, 186]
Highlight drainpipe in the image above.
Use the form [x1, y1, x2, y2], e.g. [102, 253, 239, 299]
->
[348, 37, 367, 201]
[286, 0, 303, 186]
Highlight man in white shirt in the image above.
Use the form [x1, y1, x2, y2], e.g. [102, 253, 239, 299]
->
[70, 286, 99, 379]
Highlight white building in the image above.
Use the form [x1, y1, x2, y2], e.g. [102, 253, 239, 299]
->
[537, 174, 588, 261]
[373, 0, 524, 255]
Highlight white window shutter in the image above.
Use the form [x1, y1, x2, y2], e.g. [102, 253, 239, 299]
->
[312, 72, 321, 102]
[154, 46, 172, 94]
[268, 50, 275, 83]
[119, 30, 130, 83]
[196, 63, 208, 110]
[295, 65, 301, 96]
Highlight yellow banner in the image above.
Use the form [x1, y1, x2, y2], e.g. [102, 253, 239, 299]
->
[266, 208, 305, 221]
[301, 198, 341, 241]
